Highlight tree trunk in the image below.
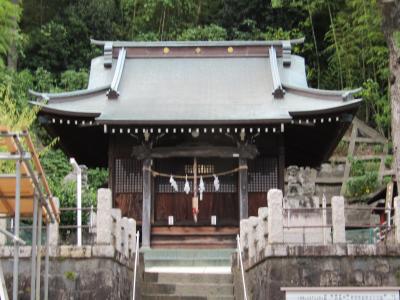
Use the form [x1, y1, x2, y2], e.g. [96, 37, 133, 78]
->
[378, 0, 400, 189]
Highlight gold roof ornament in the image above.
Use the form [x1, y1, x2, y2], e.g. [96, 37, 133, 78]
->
[163, 47, 170, 54]
[227, 46, 234, 54]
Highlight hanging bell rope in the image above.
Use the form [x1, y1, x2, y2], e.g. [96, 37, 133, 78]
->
[143, 165, 248, 179]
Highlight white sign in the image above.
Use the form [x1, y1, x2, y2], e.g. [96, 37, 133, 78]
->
[286, 291, 399, 300]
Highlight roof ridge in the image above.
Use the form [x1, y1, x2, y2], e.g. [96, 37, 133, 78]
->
[90, 38, 305, 48]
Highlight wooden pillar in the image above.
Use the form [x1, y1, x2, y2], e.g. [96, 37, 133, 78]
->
[239, 158, 248, 220]
[108, 134, 115, 206]
[278, 134, 285, 193]
[142, 158, 152, 248]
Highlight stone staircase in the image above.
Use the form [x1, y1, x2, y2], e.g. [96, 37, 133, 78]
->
[141, 249, 235, 299]
[141, 272, 234, 299]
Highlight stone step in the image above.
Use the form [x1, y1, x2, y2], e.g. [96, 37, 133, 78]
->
[142, 295, 234, 300]
[143, 248, 235, 260]
[142, 282, 234, 297]
[151, 240, 236, 249]
[144, 272, 233, 284]
[144, 249, 234, 267]
[145, 258, 231, 267]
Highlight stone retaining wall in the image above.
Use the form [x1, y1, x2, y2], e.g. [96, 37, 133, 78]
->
[233, 244, 400, 300]
[0, 245, 144, 299]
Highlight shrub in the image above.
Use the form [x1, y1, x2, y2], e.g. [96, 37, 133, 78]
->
[345, 172, 379, 198]
[349, 158, 380, 177]
[384, 155, 393, 169]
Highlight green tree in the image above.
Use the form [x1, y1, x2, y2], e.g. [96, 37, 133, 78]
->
[0, 0, 21, 66]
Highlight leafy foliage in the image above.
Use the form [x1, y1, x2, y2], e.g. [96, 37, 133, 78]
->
[40, 149, 107, 225]
[345, 172, 379, 198]
[178, 25, 227, 41]
[0, 0, 21, 66]
[346, 157, 381, 198]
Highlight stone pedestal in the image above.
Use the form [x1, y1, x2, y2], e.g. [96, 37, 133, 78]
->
[267, 189, 284, 243]
[332, 196, 346, 243]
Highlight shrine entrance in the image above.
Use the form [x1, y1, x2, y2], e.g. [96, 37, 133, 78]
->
[154, 157, 239, 226]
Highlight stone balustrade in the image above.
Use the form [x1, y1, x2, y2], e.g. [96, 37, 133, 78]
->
[239, 189, 400, 264]
[0, 188, 137, 261]
[96, 189, 137, 259]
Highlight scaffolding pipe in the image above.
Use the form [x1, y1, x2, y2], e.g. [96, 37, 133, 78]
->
[12, 159, 21, 300]
[0, 228, 25, 245]
[12, 136, 55, 223]
[35, 208, 42, 300]
[236, 235, 248, 300]
[44, 222, 50, 300]
[30, 192, 39, 300]
[70, 158, 82, 246]
[132, 231, 140, 300]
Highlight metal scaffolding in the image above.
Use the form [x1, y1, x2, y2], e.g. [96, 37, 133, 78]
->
[0, 127, 59, 300]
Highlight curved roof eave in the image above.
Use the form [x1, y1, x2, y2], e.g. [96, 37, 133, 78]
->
[289, 98, 362, 117]
[29, 85, 110, 101]
[90, 38, 305, 48]
[284, 84, 362, 100]
[30, 101, 101, 117]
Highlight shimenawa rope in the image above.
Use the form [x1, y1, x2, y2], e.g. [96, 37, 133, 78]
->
[142, 165, 248, 179]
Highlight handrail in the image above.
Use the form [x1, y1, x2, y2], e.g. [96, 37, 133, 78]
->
[132, 231, 140, 300]
[236, 235, 248, 300]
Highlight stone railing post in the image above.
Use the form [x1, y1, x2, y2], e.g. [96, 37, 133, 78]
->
[256, 207, 268, 253]
[248, 216, 259, 261]
[127, 218, 136, 257]
[394, 196, 400, 244]
[96, 189, 113, 245]
[332, 196, 346, 243]
[120, 217, 129, 257]
[48, 197, 60, 246]
[240, 219, 250, 259]
[111, 209, 122, 252]
[267, 189, 284, 243]
[0, 214, 6, 245]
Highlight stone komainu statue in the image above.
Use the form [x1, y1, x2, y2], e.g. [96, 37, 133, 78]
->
[286, 165, 317, 208]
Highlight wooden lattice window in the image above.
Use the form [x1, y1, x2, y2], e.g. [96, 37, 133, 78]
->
[248, 157, 278, 192]
[114, 158, 143, 193]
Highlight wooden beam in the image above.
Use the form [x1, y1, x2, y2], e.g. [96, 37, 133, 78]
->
[131, 145, 259, 159]
[142, 158, 152, 248]
[239, 158, 248, 220]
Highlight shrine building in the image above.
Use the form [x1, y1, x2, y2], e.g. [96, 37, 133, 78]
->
[30, 39, 361, 248]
